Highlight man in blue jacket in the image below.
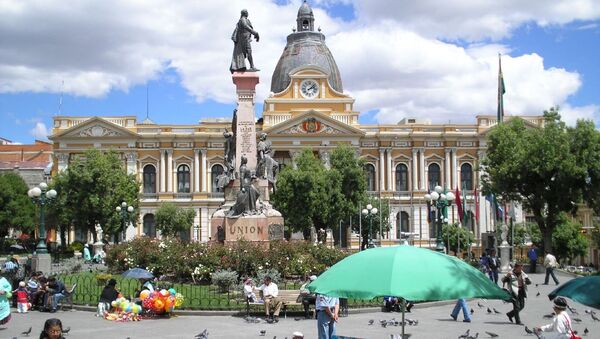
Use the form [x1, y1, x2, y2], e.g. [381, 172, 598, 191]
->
[528, 245, 538, 274]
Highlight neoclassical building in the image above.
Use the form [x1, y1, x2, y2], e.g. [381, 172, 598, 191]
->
[50, 2, 554, 251]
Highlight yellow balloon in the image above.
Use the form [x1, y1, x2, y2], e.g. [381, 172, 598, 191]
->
[140, 290, 150, 300]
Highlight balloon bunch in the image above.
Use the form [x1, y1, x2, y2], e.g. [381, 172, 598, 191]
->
[105, 297, 142, 322]
[139, 288, 183, 314]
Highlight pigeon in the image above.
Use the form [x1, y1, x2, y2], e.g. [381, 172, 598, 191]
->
[458, 329, 470, 338]
[584, 327, 589, 336]
[63, 327, 71, 334]
[467, 333, 479, 339]
[381, 321, 388, 328]
[573, 318, 582, 323]
[293, 317, 302, 321]
[368, 319, 374, 325]
[493, 308, 501, 314]
[567, 305, 578, 314]
[259, 330, 266, 336]
[487, 307, 492, 314]
[585, 309, 596, 315]
[273, 336, 277, 339]
[591, 313, 599, 321]
[525, 326, 534, 334]
[477, 302, 484, 308]
[195, 329, 209, 339]
[535, 284, 539, 287]
[485, 331, 499, 338]
[470, 308, 475, 315]
[21, 327, 32, 336]
[536, 292, 540, 297]
[543, 314, 554, 319]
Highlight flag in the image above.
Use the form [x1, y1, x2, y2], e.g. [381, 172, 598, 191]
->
[474, 187, 479, 223]
[497, 53, 506, 124]
[426, 189, 432, 223]
[455, 187, 463, 222]
[461, 185, 467, 224]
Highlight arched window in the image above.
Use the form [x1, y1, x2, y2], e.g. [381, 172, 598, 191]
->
[177, 164, 190, 193]
[461, 163, 473, 190]
[428, 163, 441, 189]
[364, 164, 376, 191]
[143, 214, 156, 238]
[395, 164, 409, 191]
[211, 164, 225, 192]
[143, 165, 156, 193]
[396, 211, 410, 239]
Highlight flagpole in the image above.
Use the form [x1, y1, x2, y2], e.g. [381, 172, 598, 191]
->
[497, 53, 506, 124]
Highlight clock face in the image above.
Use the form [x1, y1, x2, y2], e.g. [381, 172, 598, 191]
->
[300, 79, 319, 99]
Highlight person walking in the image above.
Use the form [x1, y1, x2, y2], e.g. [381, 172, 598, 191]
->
[543, 251, 560, 285]
[316, 293, 339, 339]
[258, 276, 282, 322]
[487, 249, 500, 284]
[450, 298, 471, 322]
[528, 245, 538, 273]
[534, 297, 576, 339]
[502, 262, 531, 325]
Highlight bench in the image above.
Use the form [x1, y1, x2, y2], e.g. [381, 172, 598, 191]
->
[245, 288, 307, 318]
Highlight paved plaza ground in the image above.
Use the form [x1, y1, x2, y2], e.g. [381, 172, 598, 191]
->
[2, 272, 599, 338]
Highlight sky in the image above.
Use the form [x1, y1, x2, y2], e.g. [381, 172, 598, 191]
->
[1, 0, 599, 144]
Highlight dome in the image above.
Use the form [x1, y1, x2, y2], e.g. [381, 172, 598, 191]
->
[270, 2, 343, 94]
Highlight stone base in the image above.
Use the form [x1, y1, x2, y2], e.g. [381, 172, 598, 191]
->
[210, 213, 284, 243]
[498, 244, 512, 273]
[33, 253, 52, 275]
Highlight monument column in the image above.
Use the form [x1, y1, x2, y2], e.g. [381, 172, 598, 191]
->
[232, 72, 260, 172]
[193, 149, 200, 192]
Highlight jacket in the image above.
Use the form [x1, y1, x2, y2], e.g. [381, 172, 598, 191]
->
[502, 270, 531, 297]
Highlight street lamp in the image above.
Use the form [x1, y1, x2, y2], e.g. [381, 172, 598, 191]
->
[424, 185, 455, 253]
[362, 203, 378, 249]
[27, 182, 57, 253]
[116, 201, 134, 242]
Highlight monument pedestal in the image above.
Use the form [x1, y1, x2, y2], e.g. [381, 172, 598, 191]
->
[33, 253, 52, 274]
[499, 243, 512, 273]
[232, 72, 260, 173]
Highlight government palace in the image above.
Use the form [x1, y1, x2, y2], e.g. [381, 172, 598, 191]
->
[44, 2, 596, 261]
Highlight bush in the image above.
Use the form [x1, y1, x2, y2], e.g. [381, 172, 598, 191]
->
[68, 241, 85, 253]
[255, 268, 281, 285]
[211, 269, 238, 293]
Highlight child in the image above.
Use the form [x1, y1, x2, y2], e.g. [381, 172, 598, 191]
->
[39, 318, 65, 339]
[13, 281, 29, 313]
[243, 278, 257, 302]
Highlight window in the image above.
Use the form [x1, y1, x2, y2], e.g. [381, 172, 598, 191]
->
[177, 164, 191, 193]
[428, 163, 441, 189]
[211, 164, 225, 192]
[461, 163, 473, 190]
[396, 211, 410, 239]
[143, 165, 156, 193]
[143, 214, 156, 238]
[364, 164, 376, 191]
[395, 164, 409, 191]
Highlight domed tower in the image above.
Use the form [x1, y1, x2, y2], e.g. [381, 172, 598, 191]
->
[270, 1, 343, 94]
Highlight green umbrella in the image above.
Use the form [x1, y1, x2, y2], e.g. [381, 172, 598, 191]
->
[548, 276, 600, 309]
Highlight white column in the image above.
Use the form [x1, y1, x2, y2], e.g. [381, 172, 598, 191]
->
[445, 148, 451, 190]
[386, 148, 393, 191]
[379, 148, 385, 191]
[419, 148, 426, 190]
[200, 207, 209, 242]
[167, 149, 173, 192]
[201, 149, 207, 192]
[412, 149, 418, 191]
[160, 150, 166, 192]
[193, 149, 200, 192]
[451, 148, 458, 191]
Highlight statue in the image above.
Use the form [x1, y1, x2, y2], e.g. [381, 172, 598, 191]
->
[217, 110, 238, 191]
[257, 133, 279, 186]
[230, 9, 260, 73]
[228, 155, 261, 217]
[500, 223, 509, 245]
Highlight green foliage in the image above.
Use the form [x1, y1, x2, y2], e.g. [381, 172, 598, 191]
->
[441, 223, 476, 254]
[51, 149, 139, 242]
[0, 172, 36, 236]
[154, 202, 195, 238]
[481, 108, 600, 252]
[211, 269, 238, 293]
[552, 214, 588, 263]
[68, 241, 84, 253]
[255, 268, 282, 285]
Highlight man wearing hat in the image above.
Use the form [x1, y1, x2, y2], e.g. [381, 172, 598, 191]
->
[534, 297, 577, 339]
[299, 275, 317, 319]
[502, 262, 531, 325]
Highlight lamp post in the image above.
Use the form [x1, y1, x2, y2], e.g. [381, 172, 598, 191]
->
[424, 185, 455, 253]
[27, 182, 57, 254]
[362, 203, 378, 249]
[116, 201, 134, 242]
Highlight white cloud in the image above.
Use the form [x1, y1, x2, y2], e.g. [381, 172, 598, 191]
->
[560, 104, 600, 126]
[0, 0, 598, 126]
[29, 122, 50, 140]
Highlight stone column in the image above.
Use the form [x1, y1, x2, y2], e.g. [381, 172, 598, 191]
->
[193, 149, 200, 192]
[379, 148, 385, 191]
[125, 152, 137, 175]
[386, 148, 393, 191]
[57, 153, 69, 172]
[160, 150, 166, 193]
[167, 149, 173, 192]
[451, 148, 458, 191]
[201, 149, 207, 192]
[412, 148, 418, 191]
[232, 72, 260, 172]
[419, 148, 426, 190]
[445, 148, 451, 190]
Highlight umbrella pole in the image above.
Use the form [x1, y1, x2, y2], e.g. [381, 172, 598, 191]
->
[401, 298, 406, 338]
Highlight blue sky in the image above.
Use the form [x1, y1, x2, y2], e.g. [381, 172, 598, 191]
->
[1, 0, 599, 144]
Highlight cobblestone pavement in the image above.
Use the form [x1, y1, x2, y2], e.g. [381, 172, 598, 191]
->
[2, 272, 599, 338]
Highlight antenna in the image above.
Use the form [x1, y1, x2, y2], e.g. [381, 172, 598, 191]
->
[58, 80, 64, 116]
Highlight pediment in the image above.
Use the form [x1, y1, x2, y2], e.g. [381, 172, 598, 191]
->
[262, 111, 364, 137]
[52, 117, 139, 139]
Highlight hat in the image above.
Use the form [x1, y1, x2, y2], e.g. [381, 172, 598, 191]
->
[107, 278, 117, 286]
[84, 244, 89, 247]
[292, 331, 304, 338]
[309, 275, 317, 281]
[553, 297, 568, 310]
[19, 281, 25, 287]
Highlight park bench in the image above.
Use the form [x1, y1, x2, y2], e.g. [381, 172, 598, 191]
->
[245, 288, 307, 318]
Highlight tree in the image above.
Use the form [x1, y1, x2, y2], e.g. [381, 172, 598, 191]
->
[0, 172, 36, 237]
[154, 203, 195, 238]
[481, 108, 600, 252]
[441, 222, 475, 256]
[552, 214, 588, 264]
[51, 149, 139, 243]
